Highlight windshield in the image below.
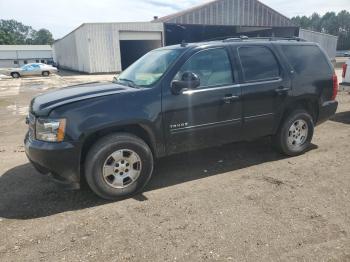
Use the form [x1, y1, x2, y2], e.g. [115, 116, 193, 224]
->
[114, 49, 184, 87]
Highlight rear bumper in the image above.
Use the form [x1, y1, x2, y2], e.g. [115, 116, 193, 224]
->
[24, 133, 81, 188]
[317, 100, 338, 125]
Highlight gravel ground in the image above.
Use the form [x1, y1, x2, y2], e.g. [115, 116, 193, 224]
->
[0, 70, 349, 262]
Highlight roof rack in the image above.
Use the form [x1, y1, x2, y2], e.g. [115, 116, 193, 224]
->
[222, 36, 307, 43]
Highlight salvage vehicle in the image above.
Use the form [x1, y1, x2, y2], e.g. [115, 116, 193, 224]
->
[25, 37, 338, 200]
[0, 63, 58, 78]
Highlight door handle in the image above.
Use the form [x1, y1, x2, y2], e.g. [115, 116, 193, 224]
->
[275, 87, 291, 94]
[223, 95, 239, 104]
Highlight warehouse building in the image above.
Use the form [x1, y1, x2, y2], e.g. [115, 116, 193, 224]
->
[53, 0, 338, 73]
[53, 22, 164, 73]
[0, 45, 53, 68]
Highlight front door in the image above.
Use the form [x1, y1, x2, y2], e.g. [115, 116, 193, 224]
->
[162, 47, 242, 154]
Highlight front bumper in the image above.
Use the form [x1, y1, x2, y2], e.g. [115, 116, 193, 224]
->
[24, 133, 81, 188]
[317, 100, 338, 125]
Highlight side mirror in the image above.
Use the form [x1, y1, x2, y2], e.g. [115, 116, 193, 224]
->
[171, 72, 200, 95]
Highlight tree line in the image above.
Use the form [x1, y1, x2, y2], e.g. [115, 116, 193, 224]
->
[0, 19, 54, 45]
[292, 10, 350, 50]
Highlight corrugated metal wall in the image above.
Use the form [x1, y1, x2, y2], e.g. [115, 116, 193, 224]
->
[54, 22, 164, 73]
[159, 0, 294, 27]
[53, 30, 81, 71]
[299, 29, 338, 61]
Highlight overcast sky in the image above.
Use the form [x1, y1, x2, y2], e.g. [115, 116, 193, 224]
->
[0, 0, 348, 39]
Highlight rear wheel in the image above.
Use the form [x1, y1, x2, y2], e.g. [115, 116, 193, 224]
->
[273, 109, 314, 156]
[42, 71, 50, 77]
[11, 72, 20, 78]
[84, 133, 154, 200]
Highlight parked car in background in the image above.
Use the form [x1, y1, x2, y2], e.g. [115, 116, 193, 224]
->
[25, 38, 338, 200]
[344, 51, 350, 57]
[342, 59, 350, 85]
[0, 63, 58, 78]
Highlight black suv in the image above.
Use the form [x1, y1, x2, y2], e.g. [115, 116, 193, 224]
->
[25, 38, 338, 200]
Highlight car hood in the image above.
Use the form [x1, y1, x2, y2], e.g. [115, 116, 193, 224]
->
[31, 82, 136, 116]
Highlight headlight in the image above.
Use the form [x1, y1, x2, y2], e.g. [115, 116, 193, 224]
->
[36, 118, 66, 142]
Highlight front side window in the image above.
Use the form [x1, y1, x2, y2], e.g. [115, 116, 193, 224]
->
[174, 48, 233, 88]
[238, 46, 280, 82]
[115, 49, 184, 87]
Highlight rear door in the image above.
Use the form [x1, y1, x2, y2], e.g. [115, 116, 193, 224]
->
[236, 44, 291, 139]
[162, 47, 242, 154]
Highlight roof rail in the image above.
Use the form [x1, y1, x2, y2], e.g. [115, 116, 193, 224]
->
[201, 35, 307, 43]
[222, 36, 307, 42]
[222, 35, 249, 42]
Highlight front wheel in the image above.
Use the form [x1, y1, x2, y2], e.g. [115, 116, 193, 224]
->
[42, 71, 50, 77]
[11, 72, 20, 78]
[273, 109, 314, 156]
[85, 133, 154, 200]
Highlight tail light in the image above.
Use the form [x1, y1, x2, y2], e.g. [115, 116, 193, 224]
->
[343, 63, 348, 78]
[332, 73, 338, 101]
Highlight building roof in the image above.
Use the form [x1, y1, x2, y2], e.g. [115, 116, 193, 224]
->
[156, 0, 295, 27]
[0, 45, 52, 51]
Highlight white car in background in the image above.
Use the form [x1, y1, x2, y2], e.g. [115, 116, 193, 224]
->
[342, 59, 350, 86]
[0, 63, 58, 78]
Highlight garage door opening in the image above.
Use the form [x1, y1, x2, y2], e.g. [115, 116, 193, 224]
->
[120, 40, 162, 70]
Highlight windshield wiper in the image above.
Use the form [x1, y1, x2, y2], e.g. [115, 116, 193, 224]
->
[117, 78, 139, 88]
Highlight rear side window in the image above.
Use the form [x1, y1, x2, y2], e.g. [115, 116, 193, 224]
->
[281, 45, 331, 76]
[238, 46, 280, 82]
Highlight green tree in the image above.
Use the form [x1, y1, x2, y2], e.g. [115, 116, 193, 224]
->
[32, 29, 54, 45]
[292, 10, 350, 50]
[0, 19, 54, 45]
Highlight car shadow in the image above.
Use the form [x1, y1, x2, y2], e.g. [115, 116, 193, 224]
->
[330, 111, 350, 124]
[0, 138, 317, 220]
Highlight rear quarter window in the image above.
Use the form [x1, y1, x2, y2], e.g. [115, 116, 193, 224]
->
[281, 45, 332, 76]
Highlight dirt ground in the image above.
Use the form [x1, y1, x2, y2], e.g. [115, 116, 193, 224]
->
[0, 70, 349, 262]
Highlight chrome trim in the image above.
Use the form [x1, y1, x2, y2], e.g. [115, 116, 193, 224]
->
[182, 84, 240, 95]
[181, 78, 282, 95]
[244, 113, 274, 120]
[171, 118, 241, 133]
[240, 78, 282, 87]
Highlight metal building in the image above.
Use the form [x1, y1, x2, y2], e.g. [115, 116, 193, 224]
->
[299, 29, 338, 61]
[0, 45, 53, 68]
[54, 22, 164, 73]
[158, 0, 298, 46]
[53, 0, 338, 73]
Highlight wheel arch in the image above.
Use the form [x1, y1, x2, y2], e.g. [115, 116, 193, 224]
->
[11, 72, 20, 77]
[80, 123, 159, 174]
[274, 97, 319, 133]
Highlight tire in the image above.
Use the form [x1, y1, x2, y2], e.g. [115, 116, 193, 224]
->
[84, 133, 154, 200]
[11, 72, 20, 78]
[42, 71, 50, 77]
[273, 109, 314, 156]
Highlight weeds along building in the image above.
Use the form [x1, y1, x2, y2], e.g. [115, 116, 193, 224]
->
[53, 0, 338, 74]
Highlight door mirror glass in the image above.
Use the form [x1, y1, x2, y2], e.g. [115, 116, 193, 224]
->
[171, 72, 200, 94]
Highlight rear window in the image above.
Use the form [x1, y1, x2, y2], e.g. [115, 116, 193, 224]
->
[238, 46, 280, 82]
[281, 45, 331, 76]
